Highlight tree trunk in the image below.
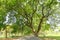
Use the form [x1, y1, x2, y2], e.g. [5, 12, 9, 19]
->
[37, 16, 44, 34]
[5, 29, 7, 38]
[34, 32, 38, 37]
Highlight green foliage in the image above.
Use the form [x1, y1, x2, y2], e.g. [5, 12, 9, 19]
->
[42, 24, 50, 31]
[0, 0, 59, 37]
[23, 26, 32, 35]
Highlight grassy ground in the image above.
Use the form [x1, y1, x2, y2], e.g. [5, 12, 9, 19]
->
[39, 36, 60, 40]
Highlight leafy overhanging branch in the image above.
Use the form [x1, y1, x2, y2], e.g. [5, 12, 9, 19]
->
[36, 0, 54, 35]
[19, 1, 37, 33]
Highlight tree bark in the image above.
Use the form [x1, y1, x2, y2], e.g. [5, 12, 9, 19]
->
[36, 3, 45, 35]
[37, 16, 44, 34]
[5, 28, 7, 38]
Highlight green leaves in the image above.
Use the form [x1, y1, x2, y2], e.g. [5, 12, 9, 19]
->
[24, 4, 33, 14]
[0, 0, 59, 36]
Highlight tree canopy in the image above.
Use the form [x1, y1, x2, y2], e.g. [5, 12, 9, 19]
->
[0, 0, 60, 37]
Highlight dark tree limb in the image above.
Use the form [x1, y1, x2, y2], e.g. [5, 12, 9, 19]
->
[20, 2, 37, 33]
[36, 0, 54, 35]
[37, 16, 45, 34]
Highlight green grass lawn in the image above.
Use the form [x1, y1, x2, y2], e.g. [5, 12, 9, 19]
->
[39, 36, 60, 40]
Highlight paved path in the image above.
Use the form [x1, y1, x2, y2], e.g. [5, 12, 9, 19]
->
[15, 36, 40, 40]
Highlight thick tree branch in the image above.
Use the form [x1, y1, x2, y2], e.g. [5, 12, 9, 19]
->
[38, 0, 45, 16]
[49, 0, 53, 6]
[36, 0, 53, 34]
[45, 9, 55, 18]
[30, 9, 37, 33]
[37, 16, 45, 34]
[41, 5, 45, 16]
[36, 6, 45, 34]
[20, 2, 37, 33]
[45, 0, 55, 18]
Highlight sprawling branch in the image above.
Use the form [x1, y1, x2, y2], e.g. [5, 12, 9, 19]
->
[49, 0, 53, 6]
[45, 8, 56, 18]
[38, 0, 45, 16]
[45, 0, 54, 18]
[20, 2, 37, 33]
[37, 16, 44, 34]
[41, 5, 45, 16]
[30, 8, 37, 33]
[36, 0, 54, 35]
